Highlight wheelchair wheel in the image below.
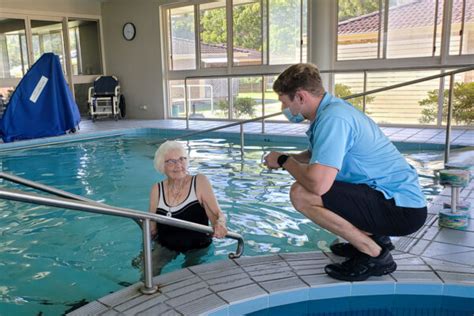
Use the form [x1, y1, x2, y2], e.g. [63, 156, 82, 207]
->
[119, 95, 126, 118]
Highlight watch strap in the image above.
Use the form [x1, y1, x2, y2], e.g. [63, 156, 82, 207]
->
[277, 154, 289, 168]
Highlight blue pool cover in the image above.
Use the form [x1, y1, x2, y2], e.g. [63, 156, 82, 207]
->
[0, 53, 80, 143]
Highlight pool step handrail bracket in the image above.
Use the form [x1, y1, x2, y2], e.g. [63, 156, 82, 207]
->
[0, 172, 244, 295]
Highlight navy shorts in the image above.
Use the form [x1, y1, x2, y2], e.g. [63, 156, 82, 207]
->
[321, 181, 427, 236]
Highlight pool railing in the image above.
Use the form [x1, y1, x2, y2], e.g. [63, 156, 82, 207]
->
[0, 172, 244, 295]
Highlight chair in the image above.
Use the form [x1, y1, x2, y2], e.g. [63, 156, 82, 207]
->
[88, 76, 125, 121]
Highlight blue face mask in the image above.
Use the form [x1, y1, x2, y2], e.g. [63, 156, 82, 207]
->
[283, 107, 305, 123]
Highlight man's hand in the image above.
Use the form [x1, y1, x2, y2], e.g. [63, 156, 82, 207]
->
[264, 151, 285, 169]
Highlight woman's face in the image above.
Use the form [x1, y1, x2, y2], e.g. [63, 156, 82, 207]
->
[163, 149, 188, 180]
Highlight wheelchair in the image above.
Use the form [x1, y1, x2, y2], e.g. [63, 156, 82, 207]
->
[88, 76, 126, 121]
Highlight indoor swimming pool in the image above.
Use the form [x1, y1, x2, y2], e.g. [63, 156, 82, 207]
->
[0, 130, 449, 315]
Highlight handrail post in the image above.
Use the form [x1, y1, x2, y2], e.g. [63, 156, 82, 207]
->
[444, 74, 454, 165]
[185, 78, 189, 130]
[140, 219, 158, 294]
[240, 122, 244, 158]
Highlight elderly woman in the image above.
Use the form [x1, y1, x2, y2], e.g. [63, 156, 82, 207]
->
[148, 140, 227, 275]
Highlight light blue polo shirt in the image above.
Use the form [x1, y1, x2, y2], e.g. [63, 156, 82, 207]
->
[306, 93, 426, 208]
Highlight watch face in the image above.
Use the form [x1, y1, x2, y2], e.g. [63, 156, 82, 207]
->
[123, 23, 135, 41]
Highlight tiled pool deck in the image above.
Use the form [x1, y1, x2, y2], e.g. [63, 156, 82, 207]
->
[3, 119, 473, 315]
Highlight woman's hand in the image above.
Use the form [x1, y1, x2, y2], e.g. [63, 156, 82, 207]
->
[213, 222, 228, 238]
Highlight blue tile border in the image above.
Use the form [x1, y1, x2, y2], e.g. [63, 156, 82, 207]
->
[3, 127, 468, 153]
[227, 294, 269, 316]
[443, 284, 474, 298]
[395, 282, 444, 295]
[268, 287, 309, 308]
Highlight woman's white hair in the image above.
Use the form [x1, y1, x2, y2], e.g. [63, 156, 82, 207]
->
[153, 141, 187, 173]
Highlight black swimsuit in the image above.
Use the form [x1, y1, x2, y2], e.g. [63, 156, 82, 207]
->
[155, 175, 212, 252]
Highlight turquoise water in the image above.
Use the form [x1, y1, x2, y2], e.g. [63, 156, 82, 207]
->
[0, 134, 445, 315]
[248, 295, 474, 315]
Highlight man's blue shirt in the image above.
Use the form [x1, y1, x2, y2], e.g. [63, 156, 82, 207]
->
[306, 93, 426, 208]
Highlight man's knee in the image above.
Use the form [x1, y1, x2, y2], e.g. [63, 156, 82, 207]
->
[290, 182, 322, 212]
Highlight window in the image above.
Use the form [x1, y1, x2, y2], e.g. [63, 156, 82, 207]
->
[0, 18, 28, 78]
[200, 1, 227, 68]
[169, 6, 196, 70]
[337, 0, 381, 60]
[449, 0, 474, 55]
[164, 0, 307, 120]
[31, 20, 66, 70]
[68, 19, 102, 75]
[337, 0, 447, 60]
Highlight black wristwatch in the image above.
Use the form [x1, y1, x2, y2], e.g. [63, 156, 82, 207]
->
[277, 154, 289, 168]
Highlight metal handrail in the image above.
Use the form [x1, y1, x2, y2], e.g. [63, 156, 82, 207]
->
[0, 172, 143, 227]
[178, 64, 474, 161]
[0, 176, 244, 295]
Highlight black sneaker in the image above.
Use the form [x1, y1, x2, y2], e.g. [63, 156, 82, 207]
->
[324, 247, 397, 282]
[330, 235, 395, 258]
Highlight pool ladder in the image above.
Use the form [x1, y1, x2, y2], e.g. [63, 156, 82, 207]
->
[0, 171, 244, 295]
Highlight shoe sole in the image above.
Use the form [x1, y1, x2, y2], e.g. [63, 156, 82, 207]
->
[326, 262, 397, 282]
[330, 243, 396, 258]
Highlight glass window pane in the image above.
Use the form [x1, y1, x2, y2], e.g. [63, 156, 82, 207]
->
[31, 20, 66, 71]
[334, 72, 368, 112]
[68, 19, 102, 75]
[200, 1, 227, 68]
[0, 18, 28, 78]
[264, 75, 285, 120]
[386, 0, 443, 58]
[450, 0, 474, 55]
[169, 6, 196, 70]
[0, 86, 15, 116]
[269, 0, 301, 65]
[232, 76, 262, 119]
[366, 70, 441, 125]
[169, 80, 186, 117]
[168, 78, 229, 118]
[233, 0, 262, 66]
[337, 0, 380, 61]
[190, 78, 229, 118]
[445, 70, 474, 126]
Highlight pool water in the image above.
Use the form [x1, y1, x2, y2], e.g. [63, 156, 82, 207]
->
[0, 134, 445, 315]
[248, 294, 474, 316]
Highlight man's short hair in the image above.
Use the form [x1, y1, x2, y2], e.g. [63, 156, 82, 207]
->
[273, 63, 325, 101]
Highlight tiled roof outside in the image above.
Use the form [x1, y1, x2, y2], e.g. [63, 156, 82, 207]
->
[338, 0, 474, 35]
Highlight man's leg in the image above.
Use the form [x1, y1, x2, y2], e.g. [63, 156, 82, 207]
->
[290, 182, 381, 257]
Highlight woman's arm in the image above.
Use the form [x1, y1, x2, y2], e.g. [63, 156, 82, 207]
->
[148, 183, 159, 238]
[195, 174, 228, 238]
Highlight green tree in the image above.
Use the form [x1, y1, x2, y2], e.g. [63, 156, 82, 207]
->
[233, 3, 262, 51]
[419, 82, 474, 125]
[200, 7, 226, 44]
[172, 13, 194, 40]
[269, 0, 300, 56]
[338, 0, 379, 22]
[217, 97, 256, 117]
[335, 83, 374, 112]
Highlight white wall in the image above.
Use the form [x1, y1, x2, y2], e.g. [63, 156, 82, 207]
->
[101, 0, 165, 119]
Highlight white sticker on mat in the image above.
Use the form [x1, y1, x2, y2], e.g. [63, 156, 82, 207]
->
[29, 76, 49, 103]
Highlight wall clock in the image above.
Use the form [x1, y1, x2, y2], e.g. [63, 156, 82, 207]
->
[123, 22, 136, 41]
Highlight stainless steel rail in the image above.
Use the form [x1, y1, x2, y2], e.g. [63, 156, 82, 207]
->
[179, 65, 474, 162]
[0, 177, 244, 295]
